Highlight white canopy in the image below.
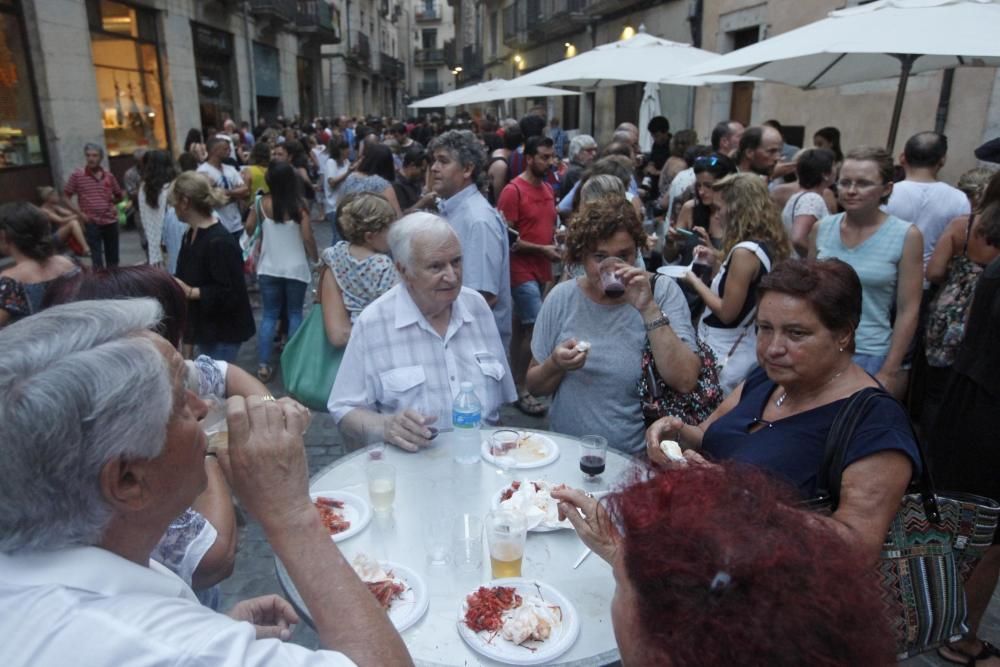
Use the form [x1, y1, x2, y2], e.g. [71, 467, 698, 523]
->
[513, 31, 757, 88]
[681, 0, 1000, 148]
[408, 79, 579, 109]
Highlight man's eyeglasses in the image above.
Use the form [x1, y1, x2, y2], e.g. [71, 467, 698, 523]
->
[836, 179, 882, 191]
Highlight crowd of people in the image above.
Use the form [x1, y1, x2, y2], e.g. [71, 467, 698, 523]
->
[1, 105, 999, 666]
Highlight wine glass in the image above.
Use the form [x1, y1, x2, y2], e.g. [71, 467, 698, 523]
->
[579, 435, 608, 483]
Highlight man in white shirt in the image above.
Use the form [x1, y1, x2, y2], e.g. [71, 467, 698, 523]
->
[329, 213, 517, 451]
[886, 131, 971, 269]
[0, 300, 412, 667]
[198, 137, 249, 242]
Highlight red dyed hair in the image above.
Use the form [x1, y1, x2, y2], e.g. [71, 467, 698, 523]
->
[607, 463, 894, 666]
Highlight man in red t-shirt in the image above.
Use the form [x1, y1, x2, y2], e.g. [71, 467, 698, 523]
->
[496, 136, 559, 416]
[64, 143, 124, 268]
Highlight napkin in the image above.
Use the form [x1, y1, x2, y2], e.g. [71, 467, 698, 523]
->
[500, 481, 570, 531]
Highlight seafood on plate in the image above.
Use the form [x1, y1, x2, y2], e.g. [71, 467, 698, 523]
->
[351, 554, 407, 610]
[314, 496, 351, 535]
[464, 585, 563, 647]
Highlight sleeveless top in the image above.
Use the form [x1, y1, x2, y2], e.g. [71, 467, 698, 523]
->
[246, 165, 269, 196]
[321, 242, 398, 322]
[255, 197, 312, 284]
[703, 242, 772, 329]
[815, 213, 911, 356]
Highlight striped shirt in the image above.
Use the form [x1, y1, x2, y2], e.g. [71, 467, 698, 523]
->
[64, 167, 122, 226]
[328, 284, 517, 425]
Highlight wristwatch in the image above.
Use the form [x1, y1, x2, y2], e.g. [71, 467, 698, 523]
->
[644, 311, 671, 332]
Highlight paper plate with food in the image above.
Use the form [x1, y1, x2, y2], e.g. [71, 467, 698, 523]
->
[457, 579, 579, 665]
[351, 554, 428, 632]
[481, 431, 559, 469]
[310, 490, 371, 543]
[492, 480, 571, 532]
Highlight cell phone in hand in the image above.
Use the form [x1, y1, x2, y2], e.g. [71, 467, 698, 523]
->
[671, 225, 698, 240]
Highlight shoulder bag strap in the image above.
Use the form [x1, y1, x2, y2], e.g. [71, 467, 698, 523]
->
[813, 387, 940, 521]
[962, 212, 975, 255]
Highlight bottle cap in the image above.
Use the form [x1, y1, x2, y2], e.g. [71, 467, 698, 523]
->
[460, 381, 473, 392]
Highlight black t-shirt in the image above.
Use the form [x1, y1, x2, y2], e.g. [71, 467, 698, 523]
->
[954, 256, 1000, 396]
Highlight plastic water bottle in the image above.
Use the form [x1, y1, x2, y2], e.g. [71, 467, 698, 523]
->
[452, 381, 482, 464]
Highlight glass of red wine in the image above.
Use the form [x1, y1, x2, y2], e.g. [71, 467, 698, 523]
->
[598, 257, 627, 298]
[579, 435, 608, 483]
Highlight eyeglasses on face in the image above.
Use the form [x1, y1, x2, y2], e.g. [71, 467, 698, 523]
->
[836, 179, 882, 191]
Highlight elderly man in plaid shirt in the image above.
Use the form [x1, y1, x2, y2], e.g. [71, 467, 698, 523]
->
[328, 213, 516, 452]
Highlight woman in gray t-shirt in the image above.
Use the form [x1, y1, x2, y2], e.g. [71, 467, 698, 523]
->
[526, 195, 700, 454]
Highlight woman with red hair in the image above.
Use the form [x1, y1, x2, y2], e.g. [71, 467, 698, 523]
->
[552, 463, 896, 666]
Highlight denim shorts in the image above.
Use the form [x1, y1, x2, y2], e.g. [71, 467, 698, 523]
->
[512, 280, 544, 325]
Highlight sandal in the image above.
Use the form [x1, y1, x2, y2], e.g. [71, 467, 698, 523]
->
[515, 392, 548, 417]
[938, 640, 1000, 666]
[257, 364, 273, 383]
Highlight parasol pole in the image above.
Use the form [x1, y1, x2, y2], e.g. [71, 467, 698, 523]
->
[886, 54, 919, 153]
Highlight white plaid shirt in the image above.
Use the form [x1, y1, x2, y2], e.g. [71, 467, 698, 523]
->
[328, 284, 517, 425]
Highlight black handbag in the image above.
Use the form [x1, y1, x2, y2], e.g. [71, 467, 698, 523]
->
[809, 387, 1000, 659]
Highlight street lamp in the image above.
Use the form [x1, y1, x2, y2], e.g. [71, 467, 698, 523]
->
[621, 25, 635, 40]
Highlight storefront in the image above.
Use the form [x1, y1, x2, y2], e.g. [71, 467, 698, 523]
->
[192, 22, 238, 132]
[0, 0, 50, 202]
[87, 0, 169, 159]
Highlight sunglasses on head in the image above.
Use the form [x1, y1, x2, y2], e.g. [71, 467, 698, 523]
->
[695, 156, 720, 167]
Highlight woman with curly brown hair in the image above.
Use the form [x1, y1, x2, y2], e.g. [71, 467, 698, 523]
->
[526, 194, 700, 454]
[683, 172, 791, 395]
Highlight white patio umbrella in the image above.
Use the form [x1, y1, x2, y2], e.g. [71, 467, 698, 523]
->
[638, 82, 662, 153]
[681, 0, 1000, 150]
[408, 84, 478, 109]
[449, 79, 581, 105]
[514, 31, 756, 88]
[408, 79, 579, 109]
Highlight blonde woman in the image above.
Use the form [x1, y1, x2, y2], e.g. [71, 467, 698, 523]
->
[170, 172, 255, 361]
[319, 192, 399, 347]
[684, 173, 791, 394]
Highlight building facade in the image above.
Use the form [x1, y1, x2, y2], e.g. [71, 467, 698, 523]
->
[404, 0, 456, 106]
[1, 0, 339, 203]
[322, 0, 407, 119]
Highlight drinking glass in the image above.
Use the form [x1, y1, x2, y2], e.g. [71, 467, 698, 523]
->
[598, 257, 627, 298]
[366, 462, 396, 512]
[485, 510, 527, 579]
[452, 513, 483, 572]
[489, 429, 520, 477]
[366, 442, 387, 462]
[579, 434, 608, 483]
[424, 515, 452, 566]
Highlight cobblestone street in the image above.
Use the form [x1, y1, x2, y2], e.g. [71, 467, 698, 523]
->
[112, 223, 995, 663]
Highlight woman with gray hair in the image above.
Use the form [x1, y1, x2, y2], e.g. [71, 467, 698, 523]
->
[328, 212, 516, 452]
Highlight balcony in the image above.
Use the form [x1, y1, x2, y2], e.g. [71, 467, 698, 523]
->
[415, 2, 441, 22]
[418, 82, 442, 97]
[295, 1, 341, 43]
[249, 0, 295, 25]
[380, 53, 405, 80]
[348, 32, 371, 67]
[414, 48, 444, 65]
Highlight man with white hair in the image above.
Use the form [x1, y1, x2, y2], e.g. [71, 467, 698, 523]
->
[328, 213, 516, 451]
[560, 134, 598, 200]
[0, 300, 412, 667]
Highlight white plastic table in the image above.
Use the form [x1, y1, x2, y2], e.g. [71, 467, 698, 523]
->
[275, 428, 635, 667]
